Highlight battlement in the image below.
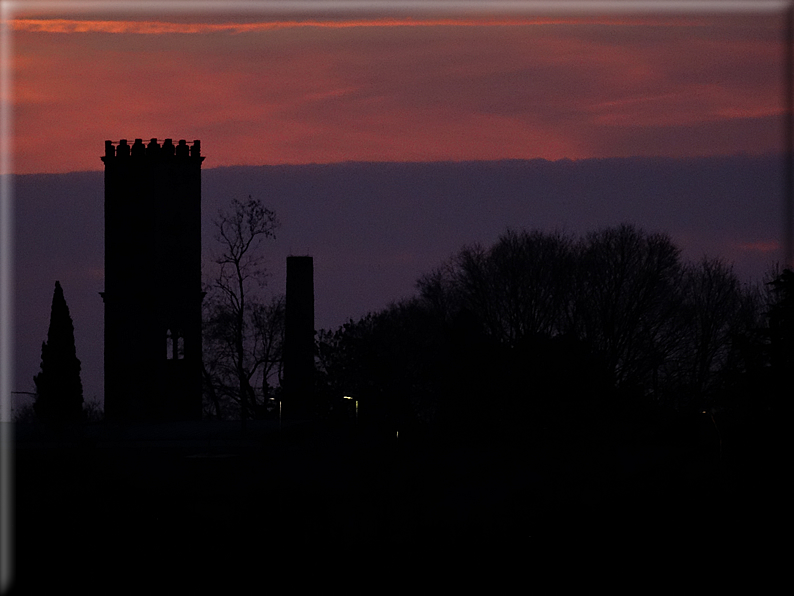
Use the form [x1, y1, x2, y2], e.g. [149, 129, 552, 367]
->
[103, 138, 202, 160]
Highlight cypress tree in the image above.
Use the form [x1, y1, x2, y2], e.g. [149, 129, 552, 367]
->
[33, 281, 84, 422]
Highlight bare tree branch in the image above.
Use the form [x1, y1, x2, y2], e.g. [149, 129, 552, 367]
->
[203, 196, 281, 423]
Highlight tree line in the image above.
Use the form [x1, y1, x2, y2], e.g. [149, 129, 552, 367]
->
[316, 225, 790, 439]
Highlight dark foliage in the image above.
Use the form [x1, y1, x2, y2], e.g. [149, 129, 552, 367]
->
[767, 268, 794, 414]
[316, 224, 769, 440]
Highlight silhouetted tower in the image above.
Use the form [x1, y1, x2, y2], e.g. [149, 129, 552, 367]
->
[101, 138, 204, 422]
[283, 256, 315, 418]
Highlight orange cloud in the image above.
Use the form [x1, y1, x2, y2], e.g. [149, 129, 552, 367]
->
[7, 15, 731, 35]
[5, 18, 580, 34]
[9, 13, 785, 174]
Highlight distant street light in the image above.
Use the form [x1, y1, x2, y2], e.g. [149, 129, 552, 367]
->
[343, 396, 357, 423]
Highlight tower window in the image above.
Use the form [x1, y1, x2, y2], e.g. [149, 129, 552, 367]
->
[166, 329, 175, 360]
[167, 328, 185, 360]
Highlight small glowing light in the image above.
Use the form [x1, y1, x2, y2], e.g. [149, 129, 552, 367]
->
[343, 396, 353, 400]
[396, 430, 399, 438]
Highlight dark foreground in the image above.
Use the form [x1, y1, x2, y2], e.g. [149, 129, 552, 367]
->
[10, 406, 784, 590]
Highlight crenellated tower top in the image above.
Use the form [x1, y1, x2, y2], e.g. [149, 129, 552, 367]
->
[102, 138, 203, 161]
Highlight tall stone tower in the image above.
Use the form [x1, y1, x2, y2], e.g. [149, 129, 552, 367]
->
[282, 256, 315, 419]
[101, 138, 204, 422]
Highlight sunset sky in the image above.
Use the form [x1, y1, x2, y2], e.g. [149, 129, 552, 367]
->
[4, 2, 792, 414]
[8, 2, 789, 174]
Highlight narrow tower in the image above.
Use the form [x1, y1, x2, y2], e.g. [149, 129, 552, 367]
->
[282, 256, 315, 419]
[101, 138, 204, 422]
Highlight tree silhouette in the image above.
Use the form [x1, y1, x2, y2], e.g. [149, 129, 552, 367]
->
[660, 258, 757, 410]
[33, 281, 83, 423]
[416, 225, 672, 408]
[202, 196, 281, 422]
[316, 299, 447, 431]
[768, 268, 794, 413]
[418, 229, 575, 346]
[319, 224, 770, 442]
[572, 224, 682, 393]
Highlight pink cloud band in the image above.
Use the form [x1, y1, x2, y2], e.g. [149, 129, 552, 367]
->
[8, 16, 723, 35]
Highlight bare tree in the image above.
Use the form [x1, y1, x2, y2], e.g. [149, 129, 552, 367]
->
[766, 267, 794, 409]
[417, 229, 575, 346]
[572, 224, 682, 390]
[252, 294, 286, 411]
[202, 196, 281, 425]
[670, 259, 743, 401]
